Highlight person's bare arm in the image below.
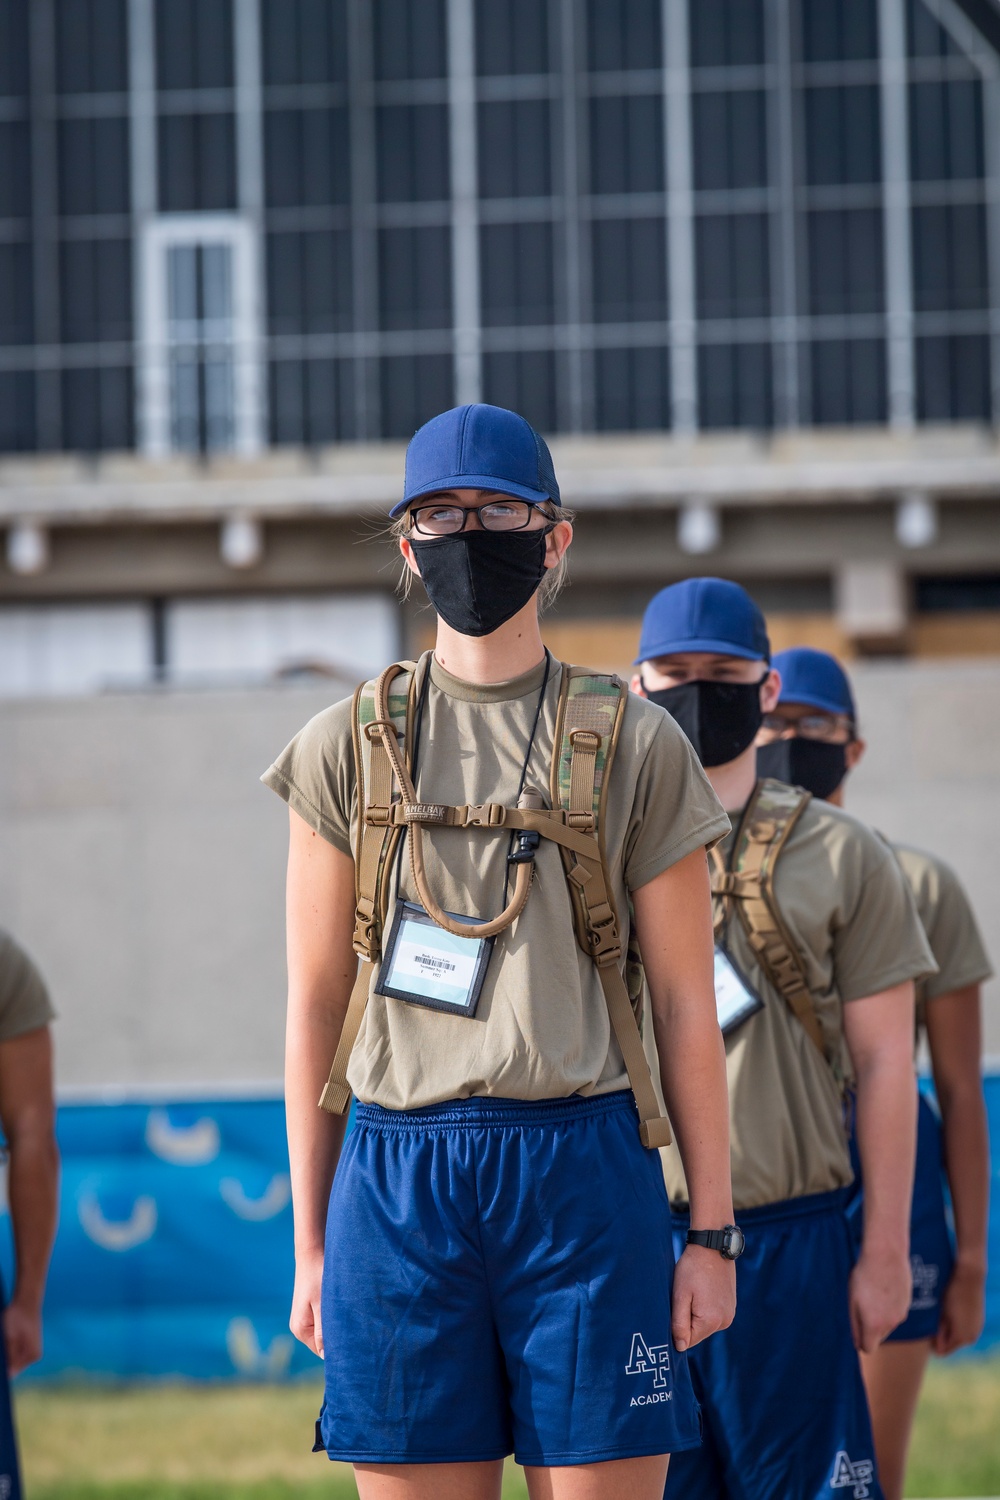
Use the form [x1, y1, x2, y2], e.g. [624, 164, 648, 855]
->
[632, 847, 735, 1352]
[842, 981, 917, 1354]
[925, 984, 989, 1354]
[0, 1025, 58, 1375]
[285, 808, 357, 1356]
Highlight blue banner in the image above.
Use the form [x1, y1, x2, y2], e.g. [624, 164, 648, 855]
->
[4, 1079, 999, 1381]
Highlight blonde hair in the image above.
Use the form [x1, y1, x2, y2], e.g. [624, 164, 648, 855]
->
[390, 500, 574, 616]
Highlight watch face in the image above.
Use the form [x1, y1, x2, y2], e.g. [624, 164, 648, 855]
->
[724, 1225, 746, 1260]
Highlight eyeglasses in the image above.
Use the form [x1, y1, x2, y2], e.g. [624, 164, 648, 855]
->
[759, 713, 854, 745]
[408, 499, 544, 536]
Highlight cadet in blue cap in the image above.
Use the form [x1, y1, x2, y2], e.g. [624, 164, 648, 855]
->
[631, 579, 935, 1500]
[758, 647, 993, 1500]
[265, 407, 740, 1499]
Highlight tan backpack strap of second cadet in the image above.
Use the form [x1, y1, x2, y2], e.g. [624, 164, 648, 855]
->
[715, 779, 827, 1060]
[319, 661, 415, 1114]
[552, 666, 673, 1150]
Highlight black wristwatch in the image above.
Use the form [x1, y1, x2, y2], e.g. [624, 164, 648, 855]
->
[686, 1224, 745, 1261]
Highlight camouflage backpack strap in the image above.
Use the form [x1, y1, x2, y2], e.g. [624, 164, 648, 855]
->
[319, 660, 417, 1115]
[712, 777, 828, 1062]
[550, 665, 672, 1150]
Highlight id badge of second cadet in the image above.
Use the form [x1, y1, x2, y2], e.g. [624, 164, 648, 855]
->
[714, 944, 765, 1036]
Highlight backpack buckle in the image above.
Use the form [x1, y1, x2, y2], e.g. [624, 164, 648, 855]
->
[567, 811, 595, 831]
[465, 803, 507, 828]
[352, 899, 378, 957]
[366, 804, 392, 827]
[587, 914, 622, 965]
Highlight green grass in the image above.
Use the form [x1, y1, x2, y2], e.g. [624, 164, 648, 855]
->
[14, 1359, 1000, 1498]
[905, 1358, 1000, 1498]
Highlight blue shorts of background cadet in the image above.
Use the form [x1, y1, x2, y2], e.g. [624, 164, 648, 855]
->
[315, 1091, 702, 1467]
[666, 1190, 882, 1500]
[0, 1276, 23, 1500]
[846, 1092, 955, 1344]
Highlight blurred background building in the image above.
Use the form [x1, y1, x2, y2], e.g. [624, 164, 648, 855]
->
[0, 0, 998, 1376]
[1, 0, 1000, 678]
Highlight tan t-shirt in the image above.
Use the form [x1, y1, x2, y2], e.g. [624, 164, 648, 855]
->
[893, 844, 993, 1032]
[0, 928, 54, 1042]
[660, 796, 936, 1212]
[263, 653, 730, 1111]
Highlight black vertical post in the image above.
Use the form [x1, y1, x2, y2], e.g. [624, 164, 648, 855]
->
[348, 0, 380, 439]
[29, 0, 62, 451]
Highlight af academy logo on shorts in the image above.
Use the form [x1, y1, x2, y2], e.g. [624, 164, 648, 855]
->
[625, 1332, 673, 1406]
[910, 1254, 940, 1311]
[830, 1450, 875, 1498]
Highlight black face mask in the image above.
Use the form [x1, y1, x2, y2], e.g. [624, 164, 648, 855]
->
[410, 527, 551, 638]
[643, 678, 764, 768]
[756, 737, 849, 800]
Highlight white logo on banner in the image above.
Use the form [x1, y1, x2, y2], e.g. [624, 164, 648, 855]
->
[227, 1317, 295, 1378]
[830, 1449, 875, 1498]
[145, 1109, 221, 1165]
[78, 1189, 158, 1251]
[220, 1174, 291, 1221]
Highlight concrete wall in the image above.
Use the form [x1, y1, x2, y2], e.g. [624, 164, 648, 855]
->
[0, 684, 341, 1094]
[0, 657, 996, 1094]
[846, 659, 999, 1054]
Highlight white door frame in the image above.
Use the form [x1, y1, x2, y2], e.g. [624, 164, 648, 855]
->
[138, 213, 264, 458]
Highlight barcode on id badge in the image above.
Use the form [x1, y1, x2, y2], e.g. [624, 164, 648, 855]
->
[414, 953, 456, 973]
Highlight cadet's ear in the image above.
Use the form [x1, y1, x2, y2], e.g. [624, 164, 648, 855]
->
[399, 534, 422, 578]
[845, 737, 866, 772]
[631, 672, 646, 697]
[760, 667, 782, 712]
[544, 519, 573, 568]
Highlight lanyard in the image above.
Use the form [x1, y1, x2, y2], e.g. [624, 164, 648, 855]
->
[392, 651, 552, 914]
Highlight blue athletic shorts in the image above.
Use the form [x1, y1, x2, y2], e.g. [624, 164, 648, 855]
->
[0, 1277, 23, 1500]
[846, 1091, 954, 1343]
[317, 1090, 702, 1466]
[666, 1189, 883, 1500]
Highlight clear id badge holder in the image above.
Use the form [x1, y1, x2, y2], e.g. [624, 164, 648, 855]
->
[714, 945, 765, 1037]
[376, 900, 494, 1018]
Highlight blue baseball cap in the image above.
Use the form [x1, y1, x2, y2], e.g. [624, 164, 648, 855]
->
[390, 403, 561, 518]
[635, 578, 771, 665]
[773, 647, 857, 721]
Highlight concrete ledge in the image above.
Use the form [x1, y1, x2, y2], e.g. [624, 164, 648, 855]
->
[2, 425, 1000, 523]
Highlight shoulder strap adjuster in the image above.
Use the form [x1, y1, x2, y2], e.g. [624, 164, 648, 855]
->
[747, 820, 777, 843]
[568, 728, 601, 751]
[364, 718, 399, 744]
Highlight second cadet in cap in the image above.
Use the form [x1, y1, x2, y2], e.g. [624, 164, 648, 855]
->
[631, 578, 935, 1500]
[758, 646, 993, 1500]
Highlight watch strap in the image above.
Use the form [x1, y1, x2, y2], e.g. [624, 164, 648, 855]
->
[686, 1228, 729, 1253]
